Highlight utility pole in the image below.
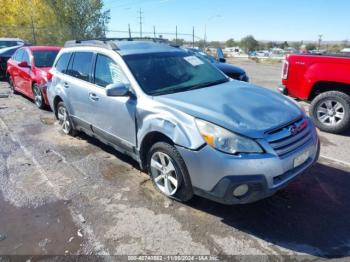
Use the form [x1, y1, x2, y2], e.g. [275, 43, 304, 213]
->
[175, 25, 178, 44]
[128, 24, 132, 38]
[30, 0, 36, 44]
[318, 34, 323, 51]
[192, 26, 195, 48]
[153, 26, 156, 38]
[138, 8, 144, 38]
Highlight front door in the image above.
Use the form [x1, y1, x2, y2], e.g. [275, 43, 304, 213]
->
[89, 54, 137, 149]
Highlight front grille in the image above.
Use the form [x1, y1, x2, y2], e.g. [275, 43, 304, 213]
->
[267, 118, 313, 158]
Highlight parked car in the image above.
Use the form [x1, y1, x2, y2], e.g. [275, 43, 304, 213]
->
[280, 54, 350, 134]
[0, 38, 27, 79]
[48, 40, 319, 205]
[7, 46, 61, 108]
[186, 48, 249, 82]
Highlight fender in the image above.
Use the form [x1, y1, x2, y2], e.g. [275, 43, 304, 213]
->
[136, 102, 205, 151]
[305, 63, 350, 96]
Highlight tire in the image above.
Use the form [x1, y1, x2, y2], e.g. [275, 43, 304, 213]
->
[147, 142, 193, 202]
[56, 102, 77, 136]
[310, 91, 350, 134]
[33, 83, 45, 109]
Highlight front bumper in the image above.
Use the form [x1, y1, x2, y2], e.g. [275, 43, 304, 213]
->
[278, 85, 288, 95]
[176, 126, 320, 205]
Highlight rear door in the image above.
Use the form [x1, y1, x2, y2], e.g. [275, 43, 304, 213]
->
[65, 51, 95, 130]
[89, 53, 137, 148]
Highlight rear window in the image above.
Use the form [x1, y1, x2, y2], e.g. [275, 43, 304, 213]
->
[32, 50, 59, 68]
[0, 41, 21, 49]
[55, 52, 71, 73]
[68, 52, 93, 82]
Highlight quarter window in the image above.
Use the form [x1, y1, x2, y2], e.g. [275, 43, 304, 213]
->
[22, 50, 31, 64]
[69, 52, 93, 82]
[14, 49, 24, 61]
[55, 52, 71, 73]
[94, 54, 127, 87]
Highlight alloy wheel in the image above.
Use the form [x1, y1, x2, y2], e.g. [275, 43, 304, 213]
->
[316, 99, 345, 126]
[33, 85, 43, 107]
[57, 106, 71, 134]
[150, 152, 179, 196]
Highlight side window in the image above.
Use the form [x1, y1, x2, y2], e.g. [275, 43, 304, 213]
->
[55, 52, 71, 74]
[70, 52, 93, 82]
[22, 50, 30, 64]
[14, 49, 24, 61]
[94, 54, 127, 88]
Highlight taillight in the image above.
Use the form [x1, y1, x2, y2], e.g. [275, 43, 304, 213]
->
[281, 60, 289, 80]
[47, 70, 53, 81]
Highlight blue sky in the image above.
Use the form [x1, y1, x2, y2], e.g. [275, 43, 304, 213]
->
[104, 0, 349, 42]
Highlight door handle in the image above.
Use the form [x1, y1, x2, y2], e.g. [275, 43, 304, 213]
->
[89, 92, 99, 101]
[63, 82, 69, 88]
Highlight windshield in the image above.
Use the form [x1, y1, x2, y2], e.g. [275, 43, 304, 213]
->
[32, 50, 59, 68]
[124, 52, 228, 96]
[0, 41, 21, 49]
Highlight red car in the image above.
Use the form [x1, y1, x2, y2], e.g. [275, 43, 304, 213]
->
[280, 54, 350, 134]
[7, 46, 61, 109]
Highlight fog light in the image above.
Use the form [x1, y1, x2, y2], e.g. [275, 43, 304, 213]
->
[233, 184, 249, 197]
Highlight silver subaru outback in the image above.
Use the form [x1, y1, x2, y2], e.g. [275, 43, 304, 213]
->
[47, 39, 320, 205]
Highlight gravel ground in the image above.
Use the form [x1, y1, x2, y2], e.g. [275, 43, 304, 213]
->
[0, 60, 350, 260]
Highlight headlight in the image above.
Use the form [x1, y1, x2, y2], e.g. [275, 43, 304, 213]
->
[195, 119, 263, 154]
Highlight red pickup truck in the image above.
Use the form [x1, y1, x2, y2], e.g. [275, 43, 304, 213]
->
[280, 54, 350, 134]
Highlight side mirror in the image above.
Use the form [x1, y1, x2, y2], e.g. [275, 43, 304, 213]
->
[105, 83, 130, 97]
[18, 61, 30, 68]
[218, 58, 226, 63]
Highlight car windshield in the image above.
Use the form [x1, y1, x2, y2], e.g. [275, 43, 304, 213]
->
[0, 41, 21, 49]
[32, 50, 59, 68]
[124, 52, 228, 96]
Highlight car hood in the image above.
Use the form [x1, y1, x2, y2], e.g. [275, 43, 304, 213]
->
[153, 81, 302, 138]
[215, 62, 246, 75]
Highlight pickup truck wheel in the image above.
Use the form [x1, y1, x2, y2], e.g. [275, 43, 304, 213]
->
[147, 142, 193, 202]
[310, 91, 350, 134]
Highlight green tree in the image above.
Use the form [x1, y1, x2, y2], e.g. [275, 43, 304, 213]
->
[226, 38, 237, 47]
[279, 41, 289, 49]
[305, 43, 317, 51]
[240, 35, 259, 52]
[47, 0, 110, 41]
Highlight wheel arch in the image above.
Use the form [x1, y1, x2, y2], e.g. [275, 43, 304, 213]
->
[53, 95, 63, 118]
[309, 81, 350, 100]
[139, 131, 174, 170]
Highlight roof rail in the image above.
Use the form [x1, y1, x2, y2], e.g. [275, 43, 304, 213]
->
[64, 40, 119, 50]
[95, 37, 170, 43]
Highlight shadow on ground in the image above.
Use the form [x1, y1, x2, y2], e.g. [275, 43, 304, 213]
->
[187, 163, 350, 258]
[64, 121, 350, 258]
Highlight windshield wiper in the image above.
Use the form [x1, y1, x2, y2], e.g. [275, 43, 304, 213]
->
[150, 78, 228, 96]
[186, 78, 229, 91]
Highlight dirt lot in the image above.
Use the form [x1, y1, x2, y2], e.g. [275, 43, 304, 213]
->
[0, 60, 350, 260]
